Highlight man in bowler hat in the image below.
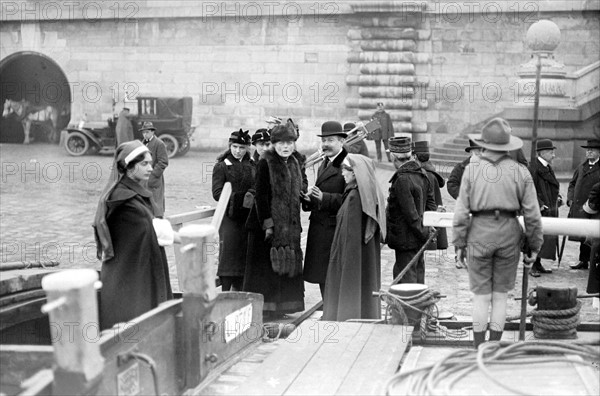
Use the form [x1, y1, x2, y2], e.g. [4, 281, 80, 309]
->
[302, 121, 348, 298]
[567, 139, 600, 269]
[140, 121, 169, 217]
[453, 118, 542, 348]
[385, 136, 436, 284]
[447, 139, 482, 200]
[528, 139, 562, 277]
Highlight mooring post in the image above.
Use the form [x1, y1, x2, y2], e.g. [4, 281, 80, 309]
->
[178, 224, 219, 390]
[40, 269, 104, 395]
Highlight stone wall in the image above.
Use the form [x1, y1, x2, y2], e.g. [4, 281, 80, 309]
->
[0, 0, 598, 151]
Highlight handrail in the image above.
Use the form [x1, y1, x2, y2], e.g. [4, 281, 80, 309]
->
[167, 208, 216, 228]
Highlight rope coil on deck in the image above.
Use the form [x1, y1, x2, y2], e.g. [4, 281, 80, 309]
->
[530, 300, 582, 332]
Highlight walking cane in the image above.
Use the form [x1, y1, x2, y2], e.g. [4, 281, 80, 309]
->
[520, 248, 533, 341]
[557, 235, 567, 266]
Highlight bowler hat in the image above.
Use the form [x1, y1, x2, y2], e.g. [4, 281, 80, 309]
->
[468, 118, 522, 151]
[581, 139, 600, 149]
[536, 139, 556, 151]
[251, 128, 270, 145]
[465, 139, 481, 152]
[343, 122, 356, 132]
[139, 121, 156, 132]
[317, 121, 347, 138]
[412, 141, 429, 154]
[229, 129, 251, 145]
[388, 136, 412, 156]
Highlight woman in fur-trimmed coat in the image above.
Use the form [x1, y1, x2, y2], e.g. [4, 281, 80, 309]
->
[243, 124, 305, 318]
[212, 130, 255, 291]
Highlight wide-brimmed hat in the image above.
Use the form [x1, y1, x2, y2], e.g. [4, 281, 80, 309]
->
[536, 139, 556, 151]
[229, 129, 251, 145]
[252, 128, 270, 145]
[412, 141, 429, 154]
[317, 121, 347, 138]
[343, 122, 356, 133]
[465, 139, 481, 152]
[581, 139, 600, 149]
[388, 136, 412, 157]
[468, 118, 522, 151]
[139, 121, 156, 132]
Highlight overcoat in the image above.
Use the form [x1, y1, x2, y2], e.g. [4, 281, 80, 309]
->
[323, 184, 381, 321]
[100, 176, 173, 330]
[302, 148, 348, 284]
[386, 161, 436, 251]
[528, 158, 561, 259]
[243, 149, 305, 314]
[447, 157, 469, 200]
[421, 161, 448, 250]
[212, 151, 255, 277]
[567, 160, 600, 241]
[371, 110, 394, 141]
[585, 182, 600, 293]
[144, 136, 169, 217]
[115, 110, 134, 145]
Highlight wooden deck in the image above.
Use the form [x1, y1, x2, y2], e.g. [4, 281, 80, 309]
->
[195, 320, 413, 395]
[393, 345, 600, 395]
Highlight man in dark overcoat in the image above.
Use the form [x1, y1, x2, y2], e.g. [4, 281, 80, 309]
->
[582, 182, 600, 294]
[385, 137, 436, 283]
[115, 107, 134, 146]
[447, 140, 482, 200]
[528, 139, 562, 277]
[302, 121, 348, 297]
[371, 102, 394, 162]
[413, 141, 448, 251]
[140, 121, 169, 217]
[567, 139, 600, 269]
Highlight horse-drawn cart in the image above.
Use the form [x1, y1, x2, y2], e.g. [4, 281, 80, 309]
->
[63, 96, 195, 158]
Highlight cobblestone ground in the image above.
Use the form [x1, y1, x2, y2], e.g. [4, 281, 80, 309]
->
[0, 142, 597, 322]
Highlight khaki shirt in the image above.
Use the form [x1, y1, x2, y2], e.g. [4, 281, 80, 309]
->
[453, 151, 543, 252]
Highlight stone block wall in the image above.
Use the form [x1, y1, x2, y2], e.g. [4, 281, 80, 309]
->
[1, 0, 598, 152]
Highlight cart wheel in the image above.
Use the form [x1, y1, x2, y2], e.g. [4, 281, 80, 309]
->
[178, 137, 191, 157]
[64, 132, 89, 156]
[159, 134, 179, 158]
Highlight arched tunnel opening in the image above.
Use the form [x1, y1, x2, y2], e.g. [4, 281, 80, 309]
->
[0, 51, 71, 143]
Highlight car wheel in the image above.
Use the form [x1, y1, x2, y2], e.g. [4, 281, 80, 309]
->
[64, 132, 89, 156]
[178, 137, 191, 157]
[159, 134, 179, 159]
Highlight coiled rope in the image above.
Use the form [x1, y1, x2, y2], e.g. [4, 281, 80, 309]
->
[385, 340, 600, 396]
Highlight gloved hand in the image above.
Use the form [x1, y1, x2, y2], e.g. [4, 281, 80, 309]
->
[265, 227, 274, 243]
[567, 199, 572, 207]
[523, 251, 538, 268]
[242, 190, 255, 209]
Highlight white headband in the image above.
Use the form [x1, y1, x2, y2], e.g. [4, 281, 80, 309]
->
[124, 145, 149, 165]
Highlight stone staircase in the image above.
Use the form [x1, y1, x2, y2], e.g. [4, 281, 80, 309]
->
[428, 135, 470, 177]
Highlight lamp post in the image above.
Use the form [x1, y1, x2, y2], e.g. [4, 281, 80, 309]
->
[525, 20, 561, 163]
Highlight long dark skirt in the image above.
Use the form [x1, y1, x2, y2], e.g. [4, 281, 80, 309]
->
[243, 229, 305, 314]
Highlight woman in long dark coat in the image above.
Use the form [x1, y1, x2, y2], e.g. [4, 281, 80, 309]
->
[94, 140, 173, 330]
[212, 129, 255, 291]
[323, 154, 386, 321]
[243, 123, 305, 318]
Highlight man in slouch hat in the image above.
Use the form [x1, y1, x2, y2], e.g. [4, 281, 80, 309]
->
[385, 137, 436, 284]
[528, 139, 562, 277]
[302, 121, 348, 298]
[140, 121, 169, 217]
[453, 118, 543, 348]
[567, 139, 600, 270]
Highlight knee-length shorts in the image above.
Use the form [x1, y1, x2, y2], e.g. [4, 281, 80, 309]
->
[467, 217, 522, 294]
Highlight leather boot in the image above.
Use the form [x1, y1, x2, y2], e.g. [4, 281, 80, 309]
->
[489, 330, 503, 341]
[473, 331, 486, 349]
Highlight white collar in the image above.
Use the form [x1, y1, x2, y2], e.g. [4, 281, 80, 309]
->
[589, 158, 599, 166]
[538, 156, 549, 167]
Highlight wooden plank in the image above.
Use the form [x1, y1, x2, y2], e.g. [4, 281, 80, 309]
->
[237, 319, 335, 395]
[335, 324, 413, 395]
[285, 322, 373, 395]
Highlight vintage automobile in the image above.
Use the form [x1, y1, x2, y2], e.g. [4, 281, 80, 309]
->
[62, 96, 195, 158]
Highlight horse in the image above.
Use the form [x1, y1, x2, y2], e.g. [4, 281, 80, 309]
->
[2, 99, 59, 144]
